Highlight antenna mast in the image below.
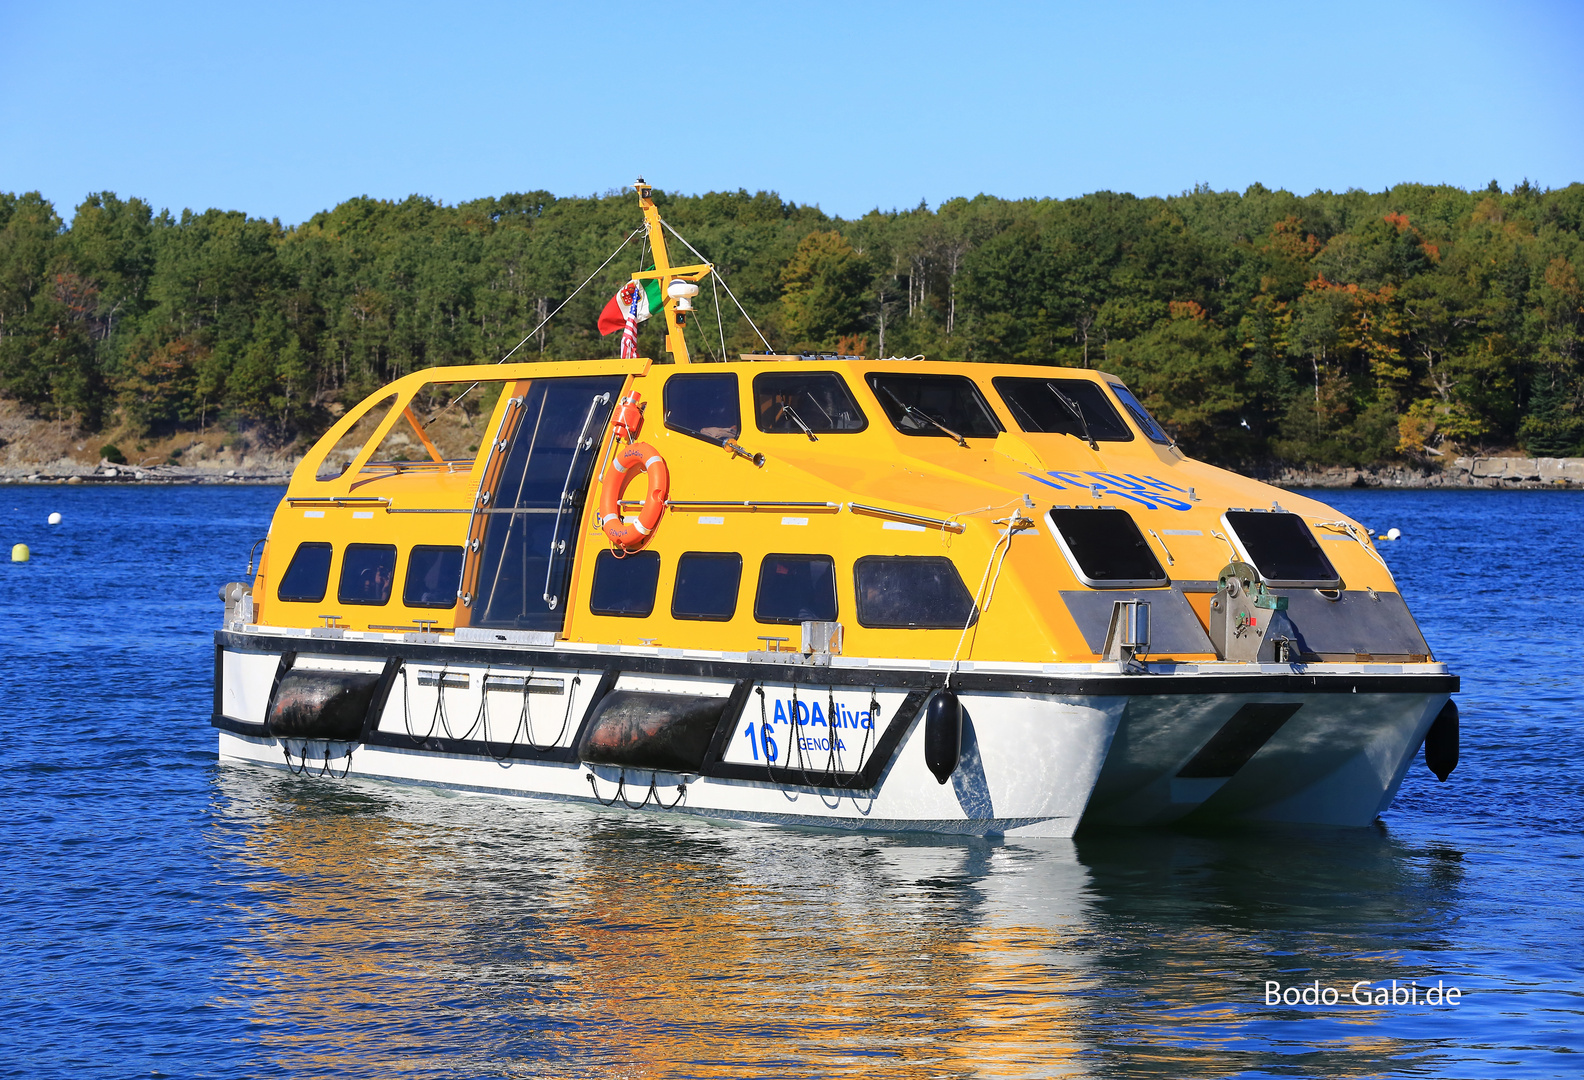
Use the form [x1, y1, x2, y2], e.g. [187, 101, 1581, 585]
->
[632, 178, 712, 364]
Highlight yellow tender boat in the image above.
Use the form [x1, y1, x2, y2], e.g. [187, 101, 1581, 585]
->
[213, 183, 1459, 835]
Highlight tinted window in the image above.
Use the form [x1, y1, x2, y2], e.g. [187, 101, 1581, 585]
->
[993, 377, 1133, 441]
[1047, 508, 1167, 587]
[404, 545, 463, 608]
[277, 542, 332, 603]
[664, 372, 741, 443]
[866, 373, 1003, 439]
[672, 552, 742, 621]
[589, 550, 661, 617]
[1224, 511, 1340, 586]
[854, 556, 978, 629]
[755, 554, 838, 624]
[339, 544, 397, 605]
[1108, 383, 1171, 444]
[753, 372, 867, 434]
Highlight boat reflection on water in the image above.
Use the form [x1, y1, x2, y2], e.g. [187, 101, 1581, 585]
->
[212, 769, 1468, 1078]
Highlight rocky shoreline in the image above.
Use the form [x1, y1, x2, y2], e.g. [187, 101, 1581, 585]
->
[1261, 456, 1584, 489]
[4, 454, 1582, 489]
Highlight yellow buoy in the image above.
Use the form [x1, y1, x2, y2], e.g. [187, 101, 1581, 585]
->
[11, 543, 29, 562]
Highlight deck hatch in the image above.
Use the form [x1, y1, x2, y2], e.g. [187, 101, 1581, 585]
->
[1176, 702, 1303, 778]
[1046, 507, 1168, 588]
[1223, 511, 1341, 588]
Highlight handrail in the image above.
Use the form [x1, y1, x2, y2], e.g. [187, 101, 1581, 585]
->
[287, 496, 391, 507]
[615, 499, 840, 512]
[847, 502, 966, 533]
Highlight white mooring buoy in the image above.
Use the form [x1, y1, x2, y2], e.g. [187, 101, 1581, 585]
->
[48, 512, 61, 525]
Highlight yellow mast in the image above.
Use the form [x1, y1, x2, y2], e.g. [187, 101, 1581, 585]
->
[631, 178, 712, 364]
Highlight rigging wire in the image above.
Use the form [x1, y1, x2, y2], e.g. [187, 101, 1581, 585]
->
[425, 225, 645, 422]
[661, 219, 774, 353]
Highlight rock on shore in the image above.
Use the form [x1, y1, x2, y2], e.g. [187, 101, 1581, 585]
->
[1262, 456, 1584, 489]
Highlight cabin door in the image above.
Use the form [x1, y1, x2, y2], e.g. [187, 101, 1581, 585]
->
[464, 375, 624, 631]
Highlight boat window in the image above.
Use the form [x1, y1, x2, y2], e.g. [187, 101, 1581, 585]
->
[404, 545, 463, 608]
[993, 377, 1133, 441]
[589, 549, 661, 617]
[866, 373, 1003, 439]
[754, 554, 838, 624]
[1046, 508, 1168, 587]
[1223, 510, 1341, 587]
[277, 542, 333, 603]
[663, 372, 741, 445]
[672, 552, 742, 621]
[339, 543, 397, 605]
[316, 393, 397, 480]
[468, 375, 624, 631]
[854, 556, 977, 629]
[368, 381, 505, 468]
[1107, 383, 1172, 445]
[753, 372, 867, 434]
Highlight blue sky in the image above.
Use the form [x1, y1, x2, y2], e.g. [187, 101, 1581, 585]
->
[1, 0, 1580, 224]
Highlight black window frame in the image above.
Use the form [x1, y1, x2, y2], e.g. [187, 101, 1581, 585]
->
[992, 376, 1135, 442]
[1045, 507, 1169, 588]
[276, 541, 333, 603]
[403, 544, 464, 609]
[662, 371, 742, 446]
[753, 553, 839, 625]
[752, 371, 869, 435]
[853, 555, 979, 629]
[588, 549, 662, 618]
[1222, 510, 1342, 588]
[338, 543, 398, 606]
[671, 551, 743, 622]
[865, 372, 1004, 440]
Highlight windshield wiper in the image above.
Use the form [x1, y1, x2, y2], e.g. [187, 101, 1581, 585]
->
[664, 417, 766, 466]
[778, 405, 819, 442]
[1047, 382, 1098, 450]
[880, 387, 967, 447]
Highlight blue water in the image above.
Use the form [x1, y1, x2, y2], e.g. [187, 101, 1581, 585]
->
[0, 485, 1580, 1078]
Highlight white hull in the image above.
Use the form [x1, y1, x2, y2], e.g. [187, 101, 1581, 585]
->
[214, 629, 1454, 836]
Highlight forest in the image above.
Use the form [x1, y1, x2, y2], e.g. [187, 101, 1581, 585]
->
[1, 179, 1581, 466]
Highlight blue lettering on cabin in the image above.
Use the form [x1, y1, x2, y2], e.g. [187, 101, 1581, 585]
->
[1021, 470, 1192, 511]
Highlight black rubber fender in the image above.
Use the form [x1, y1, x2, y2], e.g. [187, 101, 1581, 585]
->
[1424, 698, 1459, 782]
[576, 690, 729, 773]
[923, 689, 963, 785]
[266, 667, 385, 740]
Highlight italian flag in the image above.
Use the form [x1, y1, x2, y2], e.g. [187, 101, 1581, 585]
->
[597, 279, 663, 336]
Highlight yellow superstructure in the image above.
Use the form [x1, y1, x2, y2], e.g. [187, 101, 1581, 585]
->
[252, 354, 1403, 666]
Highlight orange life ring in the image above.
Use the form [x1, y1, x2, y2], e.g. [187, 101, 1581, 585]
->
[600, 442, 669, 550]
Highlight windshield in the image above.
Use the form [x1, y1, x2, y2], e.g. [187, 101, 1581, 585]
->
[993, 377, 1133, 441]
[866, 373, 1003, 439]
[1108, 383, 1171, 444]
[754, 372, 867, 434]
